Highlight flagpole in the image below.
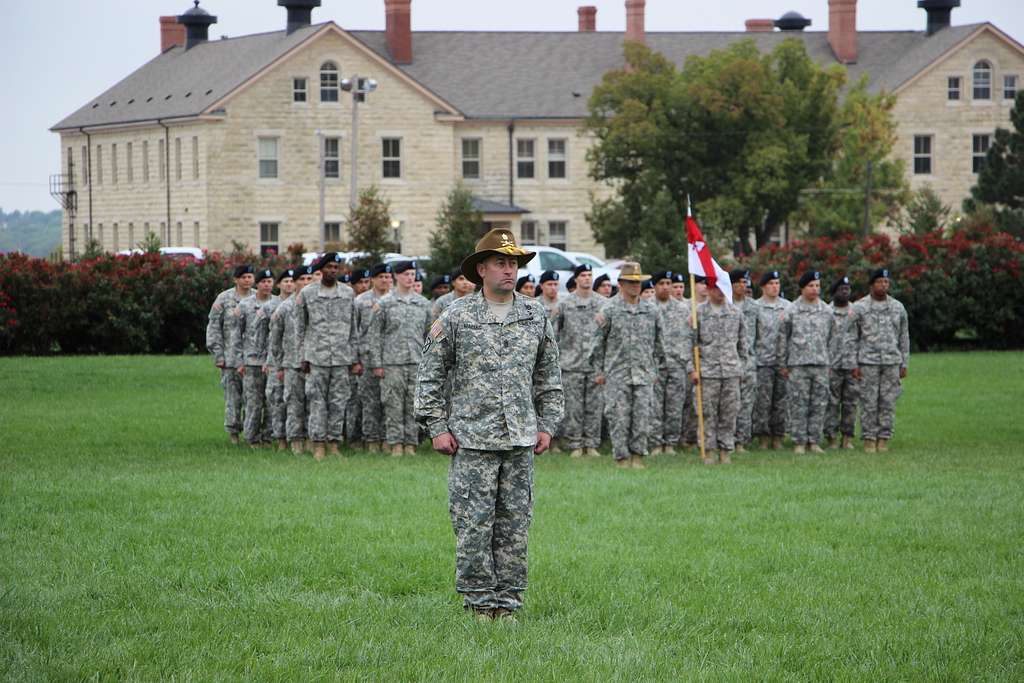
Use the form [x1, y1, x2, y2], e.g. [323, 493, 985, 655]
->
[686, 195, 707, 463]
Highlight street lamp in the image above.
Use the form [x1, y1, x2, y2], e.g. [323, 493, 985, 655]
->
[340, 76, 379, 210]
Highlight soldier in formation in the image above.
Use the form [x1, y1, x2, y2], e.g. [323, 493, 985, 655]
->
[650, 270, 690, 456]
[206, 264, 255, 444]
[824, 276, 858, 450]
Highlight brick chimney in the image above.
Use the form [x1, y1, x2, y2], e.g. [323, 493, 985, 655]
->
[160, 16, 186, 52]
[625, 0, 645, 44]
[385, 0, 412, 64]
[578, 6, 597, 32]
[745, 19, 774, 32]
[828, 0, 858, 64]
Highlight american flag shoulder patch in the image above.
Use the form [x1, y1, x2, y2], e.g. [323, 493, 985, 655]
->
[429, 320, 443, 340]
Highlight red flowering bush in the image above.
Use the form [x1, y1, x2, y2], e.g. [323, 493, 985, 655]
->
[742, 226, 1024, 350]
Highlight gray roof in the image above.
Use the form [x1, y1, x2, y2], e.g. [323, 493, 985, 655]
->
[471, 196, 529, 214]
[53, 21, 990, 130]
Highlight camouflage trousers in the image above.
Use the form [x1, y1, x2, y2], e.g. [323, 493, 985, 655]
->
[382, 365, 419, 446]
[449, 446, 534, 612]
[859, 365, 902, 441]
[265, 368, 286, 441]
[734, 366, 758, 446]
[786, 365, 829, 445]
[604, 381, 653, 461]
[699, 376, 740, 452]
[305, 365, 352, 443]
[359, 372, 385, 443]
[345, 374, 362, 443]
[754, 366, 788, 437]
[243, 366, 270, 444]
[652, 366, 688, 447]
[283, 368, 307, 442]
[825, 368, 860, 439]
[219, 368, 243, 435]
[682, 383, 697, 445]
[561, 371, 603, 450]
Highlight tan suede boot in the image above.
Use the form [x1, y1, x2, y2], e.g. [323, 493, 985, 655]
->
[312, 443, 326, 461]
[367, 442, 380, 453]
[772, 436, 784, 450]
[349, 440, 365, 451]
[615, 458, 631, 469]
[827, 437, 838, 450]
[809, 443, 825, 454]
[735, 443, 748, 454]
[277, 439, 287, 452]
[328, 442, 340, 456]
[585, 447, 600, 457]
[569, 448, 583, 459]
[229, 433, 240, 446]
[405, 444, 417, 456]
[863, 439, 877, 453]
[304, 439, 313, 453]
[630, 454, 646, 470]
[719, 449, 732, 465]
[650, 445, 663, 456]
[842, 436, 854, 450]
[877, 438, 889, 452]
[662, 445, 677, 456]
[702, 455, 716, 465]
[290, 441, 303, 455]
[492, 608, 518, 623]
[793, 444, 806, 454]
[390, 444, 404, 457]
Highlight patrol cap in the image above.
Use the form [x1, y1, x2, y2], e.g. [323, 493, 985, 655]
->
[371, 263, 393, 278]
[515, 274, 536, 293]
[276, 268, 297, 283]
[317, 252, 343, 270]
[651, 270, 676, 283]
[392, 260, 417, 275]
[760, 270, 781, 286]
[869, 268, 891, 284]
[431, 274, 452, 290]
[233, 264, 254, 278]
[567, 275, 577, 292]
[799, 270, 821, 289]
[729, 268, 750, 284]
[255, 268, 274, 283]
[594, 273, 611, 289]
[831, 275, 851, 295]
[573, 263, 593, 276]
[539, 270, 560, 284]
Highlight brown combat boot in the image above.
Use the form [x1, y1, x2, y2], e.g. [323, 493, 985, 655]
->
[290, 441, 303, 455]
[615, 458, 631, 469]
[304, 439, 313, 453]
[493, 608, 518, 623]
[277, 439, 287, 452]
[650, 445, 663, 456]
[735, 443, 748, 454]
[405, 444, 417, 456]
[367, 442, 381, 453]
[793, 444, 806, 454]
[702, 455, 716, 465]
[877, 438, 889, 452]
[719, 449, 732, 465]
[229, 434, 240, 446]
[312, 443, 326, 461]
[328, 442, 341, 456]
[827, 437, 839, 450]
[772, 436, 784, 450]
[662, 445, 677, 456]
[349, 440, 365, 451]
[809, 443, 825, 454]
[585, 447, 600, 457]
[842, 436, 854, 450]
[630, 454, 646, 470]
[389, 444, 403, 457]
[569, 448, 583, 459]
[863, 439, 877, 453]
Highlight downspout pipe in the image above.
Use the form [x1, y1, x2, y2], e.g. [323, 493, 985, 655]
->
[507, 121, 515, 207]
[80, 127, 93, 249]
[158, 120, 172, 244]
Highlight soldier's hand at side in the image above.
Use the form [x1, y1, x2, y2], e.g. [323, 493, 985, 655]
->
[276, 369, 284, 381]
[852, 367, 861, 380]
[215, 360, 225, 369]
[689, 371, 700, 386]
[351, 362, 364, 376]
[302, 361, 311, 375]
[899, 367, 907, 380]
[534, 432, 552, 455]
[780, 367, 790, 380]
[261, 365, 269, 376]
[237, 366, 246, 376]
[594, 374, 605, 386]
[432, 432, 459, 456]
[373, 368, 385, 378]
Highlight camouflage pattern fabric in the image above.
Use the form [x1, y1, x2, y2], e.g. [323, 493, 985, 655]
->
[859, 364, 902, 441]
[700, 377, 741, 452]
[381, 364, 420, 446]
[652, 368, 688, 447]
[305, 364, 351, 443]
[734, 297, 760, 446]
[754, 367, 789, 438]
[687, 301, 747, 379]
[560, 371, 603, 450]
[206, 287, 252, 369]
[294, 281, 358, 368]
[825, 368, 859, 439]
[355, 289, 387, 442]
[604, 382, 654, 460]
[851, 295, 910, 369]
[219, 368, 243, 435]
[242, 367, 270, 444]
[283, 368, 307, 441]
[753, 296, 791, 367]
[590, 296, 665, 386]
[786, 365, 829, 445]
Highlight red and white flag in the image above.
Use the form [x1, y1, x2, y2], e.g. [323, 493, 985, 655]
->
[686, 209, 733, 304]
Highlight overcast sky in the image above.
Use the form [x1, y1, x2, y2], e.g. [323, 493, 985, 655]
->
[2, 0, 1021, 212]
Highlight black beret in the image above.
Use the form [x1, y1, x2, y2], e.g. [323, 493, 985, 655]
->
[670, 272, 686, 283]
[515, 274, 536, 292]
[431, 274, 452, 289]
[594, 273, 611, 288]
[276, 268, 297, 283]
[640, 278, 654, 291]
[693, 275, 708, 284]
[339, 273, 352, 284]
[869, 268, 891, 284]
[831, 275, 851, 295]
[317, 252, 343, 270]
[729, 268, 749, 284]
[652, 270, 675, 283]
[539, 270, 559, 284]
[355, 268, 371, 281]
[760, 270, 781, 286]
[573, 263, 593, 276]
[566, 275, 577, 291]
[610, 285, 620, 297]
[450, 268, 464, 281]
[299, 265, 316, 277]
[799, 270, 821, 289]
[233, 264, 254, 278]
[255, 268, 274, 283]
[371, 263, 393, 277]
[392, 260, 416, 275]
[415, 271, 423, 282]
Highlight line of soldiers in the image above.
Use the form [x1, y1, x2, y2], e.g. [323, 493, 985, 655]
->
[206, 257, 909, 467]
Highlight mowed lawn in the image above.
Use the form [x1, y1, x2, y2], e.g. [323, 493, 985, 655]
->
[1, 353, 1023, 681]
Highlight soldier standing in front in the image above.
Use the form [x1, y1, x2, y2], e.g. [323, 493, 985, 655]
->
[825, 276, 859, 450]
[851, 268, 910, 453]
[415, 229, 563, 622]
[354, 263, 393, 452]
[753, 271, 791, 449]
[268, 265, 315, 454]
[731, 269, 759, 453]
[264, 268, 296, 451]
[206, 264, 254, 445]
[651, 270, 691, 456]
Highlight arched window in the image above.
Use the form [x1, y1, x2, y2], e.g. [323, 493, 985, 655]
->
[973, 60, 992, 100]
[320, 61, 339, 103]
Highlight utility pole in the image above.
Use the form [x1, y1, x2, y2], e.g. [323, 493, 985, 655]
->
[343, 75, 378, 212]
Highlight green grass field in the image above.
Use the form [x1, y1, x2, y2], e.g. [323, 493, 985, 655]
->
[1, 353, 1023, 680]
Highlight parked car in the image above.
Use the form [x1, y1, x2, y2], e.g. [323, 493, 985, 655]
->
[565, 251, 607, 269]
[517, 245, 619, 292]
[115, 247, 204, 263]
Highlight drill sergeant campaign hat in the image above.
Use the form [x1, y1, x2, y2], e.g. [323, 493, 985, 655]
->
[460, 228, 536, 285]
[617, 262, 651, 282]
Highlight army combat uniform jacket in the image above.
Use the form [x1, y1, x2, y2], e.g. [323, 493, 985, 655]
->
[206, 287, 253, 368]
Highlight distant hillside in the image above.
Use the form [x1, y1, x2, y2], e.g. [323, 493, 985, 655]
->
[0, 209, 62, 258]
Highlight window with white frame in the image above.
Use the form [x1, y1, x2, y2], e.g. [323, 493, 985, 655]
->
[176, 222, 183, 247]
[320, 62, 339, 102]
[516, 139, 535, 178]
[324, 137, 340, 179]
[192, 137, 199, 179]
[159, 139, 166, 181]
[913, 135, 932, 175]
[98, 223, 104, 247]
[258, 137, 279, 179]
[548, 220, 567, 251]
[973, 60, 992, 100]
[293, 77, 308, 103]
[520, 220, 537, 244]
[175, 137, 182, 181]
[128, 223, 135, 248]
[142, 141, 150, 182]
[97, 145, 104, 184]
[948, 76, 961, 101]
[973, 134, 991, 173]
[126, 142, 134, 183]
[193, 222, 200, 247]
[161, 222, 168, 244]
[1005, 75, 1018, 100]
[113, 223, 119, 251]
[260, 222, 280, 256]
[111, 144, 118, 184]
[462, 138, 481, 179]
[382, 138, 402, 178]
[324, 222, 342, 243]
[548, 139, 567, 179]
[81, 145, 88, 185]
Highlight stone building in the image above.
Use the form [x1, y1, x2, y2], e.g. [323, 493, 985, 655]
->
[51, 0, 1024, 259]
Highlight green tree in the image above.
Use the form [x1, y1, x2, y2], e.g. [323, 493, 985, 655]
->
[905, 186, 950, 234]
[588, 187, 691, 272]
[346, 186, 396, 266]
[796, 78, 910, 236]
[428, 184, 484, 278]
[966, 91, 1024, 238]
[139, 230, 162, 254]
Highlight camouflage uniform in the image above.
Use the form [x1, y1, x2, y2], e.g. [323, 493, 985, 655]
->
[753, 296, 791, 438]
[779, 298, 837, 446]
[552, 292, 604, 450]
[239, 295, 280, 444]
[430, 291, 458, 321]
[590, 297, 665, 461]
[825, 301, 859, 440]
[415, 292, 563, 612]
[653, 297, 691, 448]
[206, 287, 253, 436]
[268, 295, 307, 443]
[294, 281, 359, 443]
[851, 295, 910, 441]
[539, 295, 561, 317]
[368, 290, 433, 447]
[734, 297, 760, 446]
[354, 289, 387, 443]
[689, 301, 748, 452]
